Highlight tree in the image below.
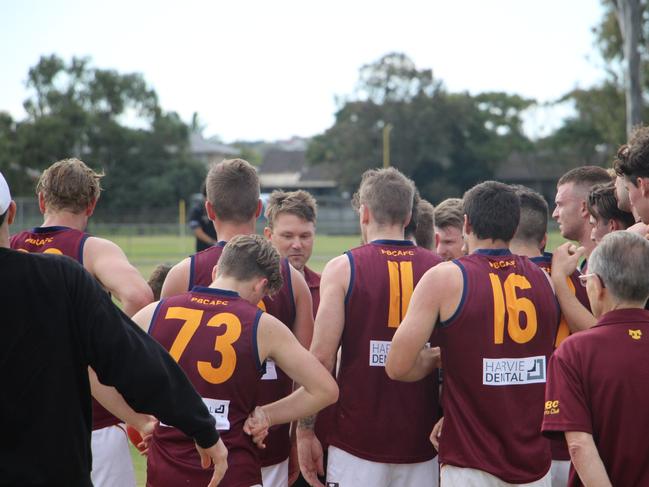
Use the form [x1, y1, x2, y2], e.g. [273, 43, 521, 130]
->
[10, 55, 205, 215]
[307, 53, 534, 201]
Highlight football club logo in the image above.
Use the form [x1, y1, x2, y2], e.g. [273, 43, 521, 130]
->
[628, 329, 642, 340]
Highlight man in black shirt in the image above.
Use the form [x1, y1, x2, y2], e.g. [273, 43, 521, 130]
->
[189, 188, 218, 251]
[0, 172, 227, 487]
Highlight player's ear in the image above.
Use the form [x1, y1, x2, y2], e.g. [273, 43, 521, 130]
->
[37, 192, 46, 214]
[206, 200, 216, 221]
[85, 198, 98, 217]
[263, 226, 272, 240]
[540, 233, 548, 251]
[360, 204, 370, 225]
[256, 199, 262, 218]
[254, 277, 268, 296]
[211, 264, 219, 282]
[463, 214, 471, 236]
[7, 200, 16, 225]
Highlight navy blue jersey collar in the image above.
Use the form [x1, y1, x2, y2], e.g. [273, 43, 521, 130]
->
[530, 252, 552, 263]
[371, 239, 414, 246]
[216, 241, 227, 247]
[191, 286, 239, 297]
[33, 225, 72, 233]
[474, 248, 511, 256]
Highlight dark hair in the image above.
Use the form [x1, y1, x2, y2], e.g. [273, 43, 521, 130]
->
[557, 165, 612, 190]
[404, 190, 422, 240]
[218, 234, 283, 295]
[511, 185, 548, 245]
[614, 126, 649, 185]
[413, 199, 435, 250]
[148, 263, 173, 301]
[587, 183, 635, 229]
[463, 181, 520, 242]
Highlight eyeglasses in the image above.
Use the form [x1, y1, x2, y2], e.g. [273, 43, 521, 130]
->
[578, 273, 605, 288]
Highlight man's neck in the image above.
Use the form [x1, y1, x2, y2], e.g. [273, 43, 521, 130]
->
[213, 221, 257, 243]
[468, 237, 510, 254]
[365, 224, 405, 244]
[210, 276, 255, 303]
[42, 211, 87, 232]
[578, 230, 596, 256]
[509, 240, 542, 259]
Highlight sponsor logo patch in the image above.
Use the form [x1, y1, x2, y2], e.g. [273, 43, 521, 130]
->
[483, 356, 546, 386]
[369, 340, 429, 367]
[261, 359, 277, 380]
[203, 398, 230, 430]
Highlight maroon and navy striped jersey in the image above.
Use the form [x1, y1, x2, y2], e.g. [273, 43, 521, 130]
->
[188, 242, 297, 466]
[146, 287, 265, 487]
[438, 249, 558, 483]
[330, 240, 442, 463]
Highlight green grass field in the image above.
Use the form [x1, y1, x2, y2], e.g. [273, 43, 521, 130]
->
[112, 231, 567, 485]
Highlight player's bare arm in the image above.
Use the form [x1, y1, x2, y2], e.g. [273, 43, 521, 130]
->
[551, 243, 596, 331]
[83, 236, 153, 316]
[131, 301, 159, 333]
[295, 254, 348, 487]
[289, 263, 314, 348]
[565, 431, 612, 487]
[160, 257, 192, 298]
[387, 262, 461, 381]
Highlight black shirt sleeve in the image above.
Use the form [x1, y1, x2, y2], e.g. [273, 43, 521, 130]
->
[67, 260, 219, 448]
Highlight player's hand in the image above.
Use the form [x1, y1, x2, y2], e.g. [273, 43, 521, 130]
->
[421, 346, 442, 370]
[195, 438, 228, 487]
[243, 406, 271, 449]
[297, 427, 325, 487]
[126, 415, 157, 455]
[430, 416, 444, 451]
[551, 243, 585, 281]
[288, 437, 300, 485]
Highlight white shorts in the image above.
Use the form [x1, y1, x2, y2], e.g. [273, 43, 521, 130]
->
[326, 445, 439, 487]
[90, 424, 136, 487]
[551, 460, 569, 487]
[440, 464, 551, 487]
[261, 458, 289, 487]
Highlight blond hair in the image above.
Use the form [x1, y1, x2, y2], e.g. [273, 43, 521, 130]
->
[355, 167, 415, 226]
[37, 158, 103, 213]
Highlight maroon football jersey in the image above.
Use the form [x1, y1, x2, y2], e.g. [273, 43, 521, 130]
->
[10, 225, 118, 430]
[146, 287, 265, 487]
[542, 309, 649, 487]
[330, 240, 442, 463]
[189, 242, 297, 466]
[530, 251, 591, 461]
[11, 226, 89, 263]
[438, 249, 558, 483]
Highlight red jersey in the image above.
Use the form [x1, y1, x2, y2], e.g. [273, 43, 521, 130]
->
[542, 309, 649, 487]
[331, 240, 442, 463]
[304, 265, 321, 313]
[146, 287, 265, 487]
[530, 251, 591, 461]
[188, 243, 297, 466]
[10, 225, 118, 431]
[438, 249, 558, 483]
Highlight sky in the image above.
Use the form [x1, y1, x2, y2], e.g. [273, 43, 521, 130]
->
[0, 0, 607, 143]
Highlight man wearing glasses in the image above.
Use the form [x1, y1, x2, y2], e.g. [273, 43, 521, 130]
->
[542, 231, 649, 486]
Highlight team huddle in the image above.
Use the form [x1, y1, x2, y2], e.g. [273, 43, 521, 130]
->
[3, 127, 649, 487]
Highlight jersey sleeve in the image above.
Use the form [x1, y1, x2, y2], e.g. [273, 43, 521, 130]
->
[542, 346, 592, 438]
[65, 260, 219, 448]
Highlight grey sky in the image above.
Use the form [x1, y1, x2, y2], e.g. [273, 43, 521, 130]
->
[0, 0, 606, 142]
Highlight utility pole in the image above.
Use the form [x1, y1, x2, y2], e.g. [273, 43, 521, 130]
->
[383, 123, 393, 168]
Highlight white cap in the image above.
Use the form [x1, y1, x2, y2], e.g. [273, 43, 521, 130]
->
[0, 172, 11, 214]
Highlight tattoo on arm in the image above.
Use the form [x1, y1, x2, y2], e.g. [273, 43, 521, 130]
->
[298, 415, 316, 430]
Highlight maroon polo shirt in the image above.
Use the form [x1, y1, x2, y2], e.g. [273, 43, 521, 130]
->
[542, 308, 649, 487]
